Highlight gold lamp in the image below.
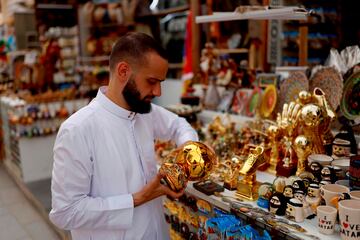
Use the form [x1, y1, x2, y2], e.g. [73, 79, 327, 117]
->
[159, 141, 218, 192]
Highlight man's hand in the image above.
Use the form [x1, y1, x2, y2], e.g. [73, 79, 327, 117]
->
[132, 173, 185, 207]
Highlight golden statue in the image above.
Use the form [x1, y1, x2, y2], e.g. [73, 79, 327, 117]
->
[300, 104, 325, 154]
[236, 146, 266, 200]
[159, 141, 218, 191]
[266, 125, 280, 174]
[294, 135, 312, 176]
[223, 157, 242, 190]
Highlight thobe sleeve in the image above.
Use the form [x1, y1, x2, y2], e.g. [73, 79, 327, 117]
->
[151, 104, 198, 146]
[49, 124, 134, 230]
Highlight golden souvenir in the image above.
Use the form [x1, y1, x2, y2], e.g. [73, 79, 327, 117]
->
[207, 116, 227, 138]
[311, 87, 336, 147]
[266, 125, 280, 174]
[300, 104, 324, 154]
[223, 157, 241, 190]
[294, 135, 312, 176]
[159, 141, 218, 192]
[236, 146, 266, 201]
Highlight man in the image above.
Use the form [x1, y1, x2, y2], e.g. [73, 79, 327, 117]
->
[49, 32, 198, 240]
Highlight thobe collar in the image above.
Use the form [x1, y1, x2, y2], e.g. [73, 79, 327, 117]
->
[96, 86, 137, 120]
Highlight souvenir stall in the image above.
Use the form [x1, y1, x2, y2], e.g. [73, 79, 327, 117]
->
[156, 4, 360, 240]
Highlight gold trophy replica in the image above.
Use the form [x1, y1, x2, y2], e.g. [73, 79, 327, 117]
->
[159, 141, 218, 191]
[236, 146, 266, 200]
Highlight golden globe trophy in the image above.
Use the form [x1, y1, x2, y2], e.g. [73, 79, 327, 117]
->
[159, 141, 218, 192]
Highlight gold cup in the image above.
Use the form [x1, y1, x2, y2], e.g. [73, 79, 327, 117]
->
[159, 141, 218, 191]
[294, 135, 312, 176]
[266, 125, 280, 174]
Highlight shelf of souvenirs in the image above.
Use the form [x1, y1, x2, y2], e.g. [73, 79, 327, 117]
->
[1, 95, 89, 139]
[165, 171, 343, 240]
[138, 4, 189, 18]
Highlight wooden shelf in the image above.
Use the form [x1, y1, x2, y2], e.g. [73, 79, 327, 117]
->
[168, 63, 183, 69]
[196, 7, 309, 23]
[138, 5, 189, 18]
[217, 48, 249, 54]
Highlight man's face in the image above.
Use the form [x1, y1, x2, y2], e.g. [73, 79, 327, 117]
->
[122, 52, 168, 113]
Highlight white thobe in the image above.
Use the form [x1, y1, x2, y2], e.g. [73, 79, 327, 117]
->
[49, 87, 198, 240]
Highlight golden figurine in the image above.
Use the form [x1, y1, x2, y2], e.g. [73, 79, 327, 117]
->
[207, 116, 227, 139]
[223, 156, 242, 190]
[300, 104, 325, 154]
[296, 90, 312, 106]
[311, 88, 336, 148]
[275, 101, 301, 177]
[236, 146, 266, 200]
[294, 135, 312, 176]
[266, 125, 280, 174]
[159, 141, 218, 192]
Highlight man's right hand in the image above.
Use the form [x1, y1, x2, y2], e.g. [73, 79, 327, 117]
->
[132, 173, 185, 207]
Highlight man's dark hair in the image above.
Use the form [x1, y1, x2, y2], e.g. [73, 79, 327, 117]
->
[109, 32, 168, 72]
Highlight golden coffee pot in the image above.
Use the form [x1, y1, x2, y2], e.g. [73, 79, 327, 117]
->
[159, 141, 218, 191]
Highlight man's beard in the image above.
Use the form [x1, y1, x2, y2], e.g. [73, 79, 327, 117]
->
[122, 76, 153, 114]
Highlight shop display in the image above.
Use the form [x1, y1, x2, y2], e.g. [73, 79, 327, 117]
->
[0, 1, 358, 240]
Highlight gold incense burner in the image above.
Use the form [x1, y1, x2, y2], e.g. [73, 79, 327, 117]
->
[159, 141, 218, 191]
[236, 146, 266, 200]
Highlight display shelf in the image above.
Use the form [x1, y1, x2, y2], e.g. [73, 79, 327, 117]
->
[195, 7, 309, 23]
[198, 109, 255, 126]
[184, 171, 341, 240]
[139, 5, 189, 18]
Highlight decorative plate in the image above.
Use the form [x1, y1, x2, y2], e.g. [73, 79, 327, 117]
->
[279, 71, 308, 112]
[231, 88, 252, 115]
[246, 88, 262, 117]
[260, 84, 277, 118]
[340, 71, 360, 120]
[309, 66, 343, 110]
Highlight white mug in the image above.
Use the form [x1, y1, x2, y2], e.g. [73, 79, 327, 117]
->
[321, 184, 350, 207]
[317, 205, 337, 235]
[349, 191, 360, 201]
[339, 199, 360, 240]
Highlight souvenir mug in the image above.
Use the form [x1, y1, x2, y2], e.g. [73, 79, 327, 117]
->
[349, 191, 360, 201]
[317, 205, 337, 235]
[338, 199, 360, 240]
[320, 184, 350, 207]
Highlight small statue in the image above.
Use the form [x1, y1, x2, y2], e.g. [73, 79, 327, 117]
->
[266, 125, 280, 174]
[285, 198, 304, 222]
[294, 135, 312, 176]
[283, 185, 294, 202]
[305, 183, 321, 216]
[332, 138, 351, 159]
[321, 166, 337, 183]
[309, 162, 323, 183]
[257, 183, 274, 209]
[292, 180, 306, 192]
[269, 193, 287, 216]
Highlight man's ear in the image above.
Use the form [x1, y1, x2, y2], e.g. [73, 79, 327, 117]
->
[116, 61, 131, 82]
